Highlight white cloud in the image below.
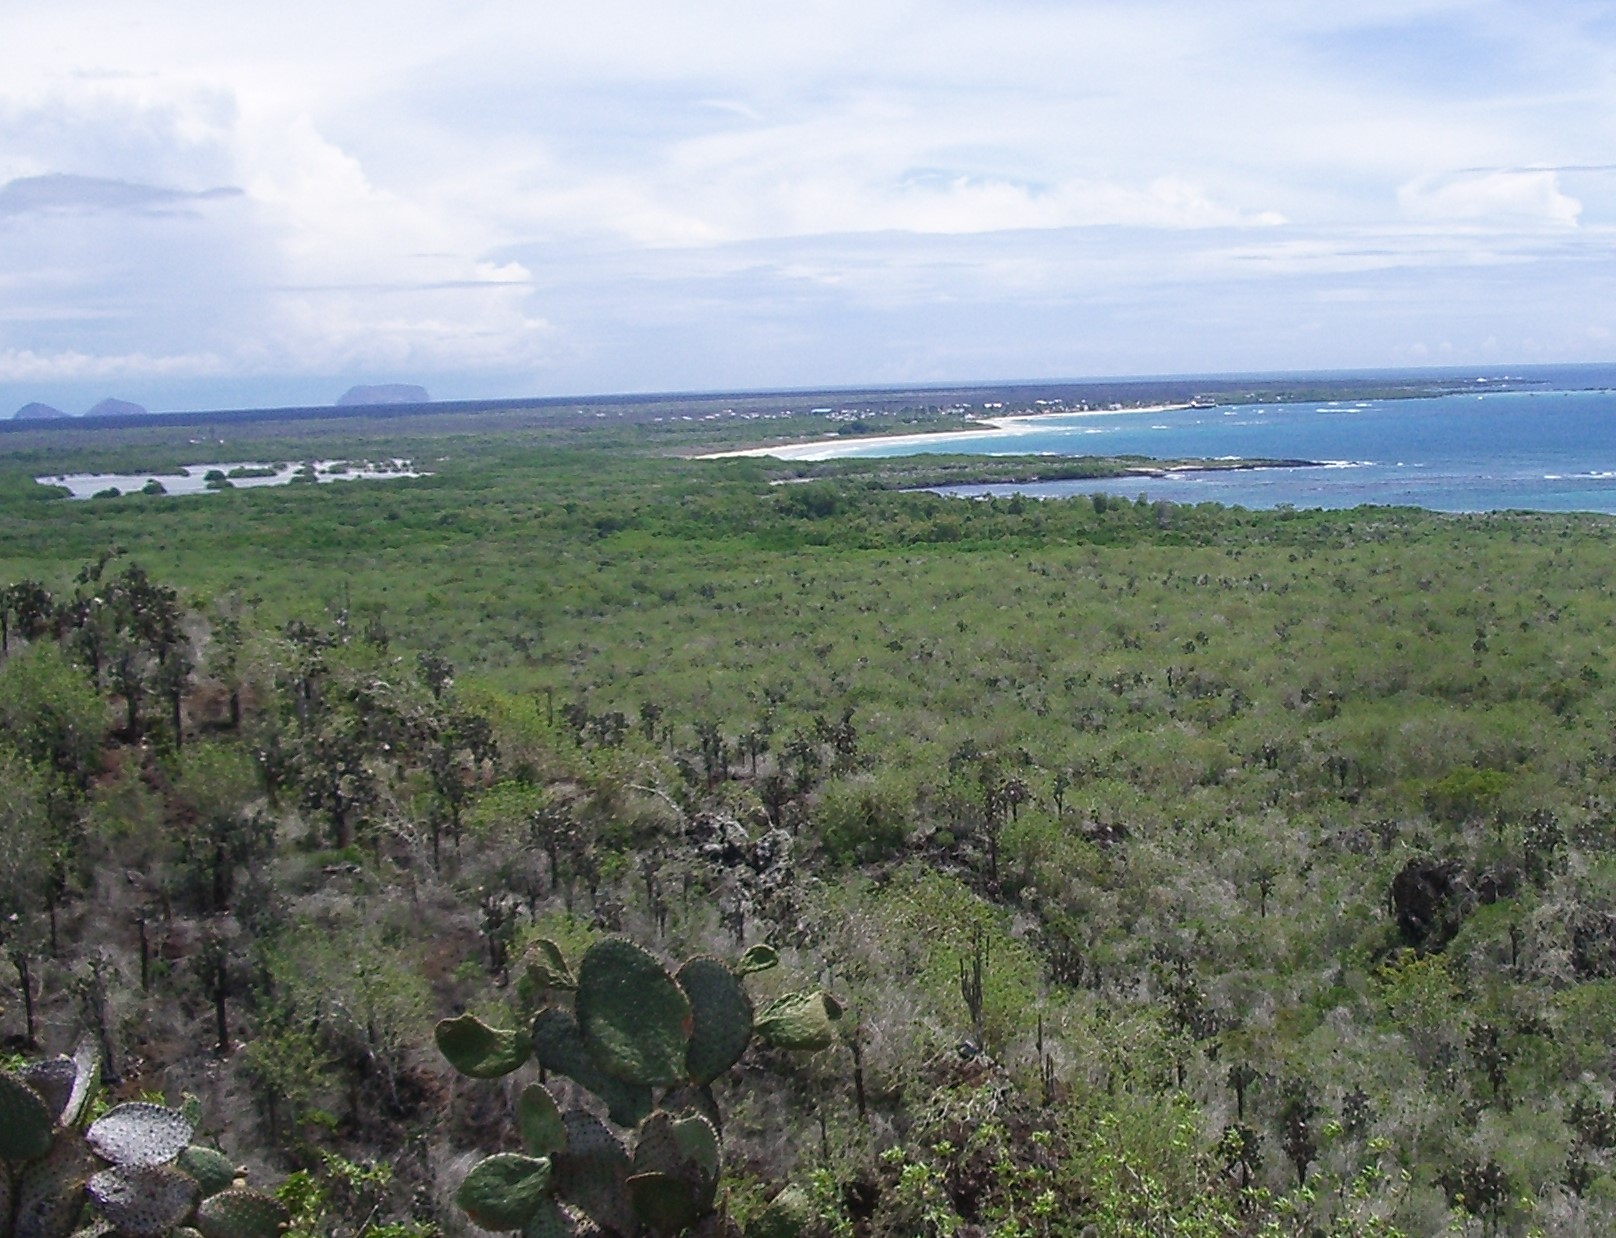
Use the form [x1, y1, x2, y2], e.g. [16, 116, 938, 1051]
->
[1399, 169, 1583, 227]
[5, 0, 1616, 405]
[0, 347, 232, 382]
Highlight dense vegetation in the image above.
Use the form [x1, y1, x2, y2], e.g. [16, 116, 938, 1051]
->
[3, 399, 1616, 1236]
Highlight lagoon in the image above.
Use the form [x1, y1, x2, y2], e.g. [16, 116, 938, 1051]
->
[38, 458, 423, 500]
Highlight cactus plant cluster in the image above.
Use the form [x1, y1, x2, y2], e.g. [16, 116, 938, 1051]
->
[0, 1043, 289, 1238]
[436, 937, 841, 1237]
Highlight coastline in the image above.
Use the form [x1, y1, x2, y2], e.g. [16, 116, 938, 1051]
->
[699, 403, 1192, 461]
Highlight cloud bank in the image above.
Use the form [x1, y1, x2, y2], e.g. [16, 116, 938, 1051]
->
[4, 1, 1616, 409]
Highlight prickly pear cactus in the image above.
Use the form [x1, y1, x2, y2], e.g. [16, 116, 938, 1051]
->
[0, 1071, 56, 1163]
[436, 936, 832, 1236]
[575, 939, 692, 1088]
[192, 1188, 290, 1238]
[174, 1149, 237, 1201]
[87, 1165, 200, 1238]
[752, 992, 843, 1052]
[675, 960, 752, 1088]
[435, 1013, 532, 1079]
[0, 1046, 287, 1238]
[86, 1105, 195, 1168]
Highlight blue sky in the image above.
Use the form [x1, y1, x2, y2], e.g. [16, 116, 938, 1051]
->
[4, 0, 1616, 413]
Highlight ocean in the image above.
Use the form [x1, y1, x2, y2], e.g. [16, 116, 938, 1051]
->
[781, 377, 1616, 513]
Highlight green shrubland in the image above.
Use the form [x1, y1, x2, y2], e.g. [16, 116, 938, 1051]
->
[2, 401, 1616, 1234]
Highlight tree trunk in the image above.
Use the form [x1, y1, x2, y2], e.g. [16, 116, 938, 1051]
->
[14, 951, 35, 1045]
[214, 975, 230, 1054]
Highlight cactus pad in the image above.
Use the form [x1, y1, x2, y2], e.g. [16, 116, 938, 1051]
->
[13, 1130, 96, 1238]
[18, 1058, 78, 1123]
[551, 1111, 631, 1237]
[744, 1185, 813, 1238]
[626, 1171, 705, 1235]
[520, 940, 577, 994]
[516, 1085, 567, 1158]
[63, 1041, 101, 1129]
[194, 1188, 289, 1238]
[735, 945, 779, 977]
[177, 1147, 239, 1199]
[0, 1070, 55, 1162]
[633, 1112, 720, 1187]
[87, 1164, 199, 1238]
[519, 1200, 576, 1238]
[531, 1009, 652, 1128]
[658, 1085, 722, 1138]
[753, 991, 842, 1051]
[677, 958, 754, 1086]
[435, 1014, 532, 1079]
[86, 1103, 194, 1167]
[455, 1154, 554, 1231]
[575, 939, 692, 1087]
[0, 1164, 14, 1238]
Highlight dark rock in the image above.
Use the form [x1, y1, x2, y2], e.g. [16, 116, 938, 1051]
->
[1571, 911, 1616, 979]
[687, 812, 751, 867]
[749, 828, 794, 894]
[13, 401, 67, 419]
[336, 384, 430, 407]
[1389, 856, 1468, 950]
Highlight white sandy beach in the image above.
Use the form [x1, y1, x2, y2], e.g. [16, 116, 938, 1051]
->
[701, 404, 1192, 461]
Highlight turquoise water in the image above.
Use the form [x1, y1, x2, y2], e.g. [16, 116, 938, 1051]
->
[807, 386, 1616, 513]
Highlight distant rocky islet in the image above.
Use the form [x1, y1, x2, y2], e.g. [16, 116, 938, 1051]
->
[336, 384, 430, 407]
[10, 397, 149, 419]
[13, 384, 430, 420]
[86, 397, 148, 417]
[12, 401, 69, 420]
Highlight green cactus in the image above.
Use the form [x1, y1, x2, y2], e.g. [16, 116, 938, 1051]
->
[192, 1188, 289, 1238]
[675, 960, 753, 1088]
[455, 1155, 555, 1230]
[435, 1012, 532, 1079]
[531, 1008, 653, 1128]
[516, 1085, 568, 1158]
[632, 1113, 719, 1187]
[656, 1086, 722, 1138]
[628, 1112, 720, 1231]
[552, 1111, 633, 1235]
[0, 1071, 56, 1163]
[175, 1148, 238, 1200]
[520, 939, 578, 993]
[734, 946, 779, 977]
[625, 1172, 705, 1235]
[440, 937, 826, 1236]
[752, 991, 843, 1052]
[576, 939, 692, 1087]
[519, 1201, 585, 1238]
[1, 1048, 285, 1238]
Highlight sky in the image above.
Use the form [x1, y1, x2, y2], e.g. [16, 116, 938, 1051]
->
[5, 0, 1616, 414]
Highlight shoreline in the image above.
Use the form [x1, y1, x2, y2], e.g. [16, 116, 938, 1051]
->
[699, 403, 1192, 461]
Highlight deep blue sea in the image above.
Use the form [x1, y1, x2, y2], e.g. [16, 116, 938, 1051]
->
[792, 380, 1616, 513]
